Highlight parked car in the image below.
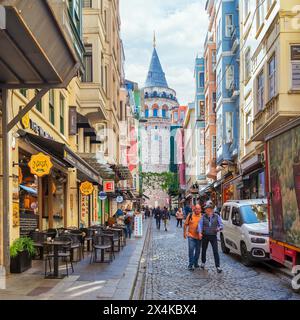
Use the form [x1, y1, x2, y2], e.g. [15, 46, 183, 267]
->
[220, 199, 269, 266]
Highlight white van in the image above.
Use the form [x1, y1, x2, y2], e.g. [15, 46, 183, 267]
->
[220, 199, 270, 266]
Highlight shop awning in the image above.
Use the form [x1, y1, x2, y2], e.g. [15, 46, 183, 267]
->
[0, 1, 78, 88]
[111, 165, 133, 181]
[20, 185, 37, 195]
[18, 130, 101, 185]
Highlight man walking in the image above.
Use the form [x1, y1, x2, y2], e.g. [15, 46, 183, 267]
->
[162, 207, 170, 231]
[198, 200, 224, 274]
[154, 206, 162, 230]
[184, 204, 202, 271]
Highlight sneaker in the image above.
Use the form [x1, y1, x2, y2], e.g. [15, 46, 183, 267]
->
[194, 264, 200, 269]
[217, 267, 223, 274]
[188, 265, 194, 271]
[200, 263, 205, 270]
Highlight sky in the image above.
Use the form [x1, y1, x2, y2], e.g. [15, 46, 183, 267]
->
[120, 0, 208, 105]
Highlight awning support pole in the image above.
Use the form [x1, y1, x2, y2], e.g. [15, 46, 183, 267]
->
[1, 88, 10, 272]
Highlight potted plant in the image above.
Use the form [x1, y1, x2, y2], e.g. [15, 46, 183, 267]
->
[10, 237, 36, 273]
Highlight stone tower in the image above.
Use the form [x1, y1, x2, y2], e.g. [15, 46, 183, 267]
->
[140, 39, 179, 208]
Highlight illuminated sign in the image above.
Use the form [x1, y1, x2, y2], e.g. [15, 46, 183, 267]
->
[103, 181, 115, 193]
[28, 153, 53, 177]
[80, 181, 94, 196]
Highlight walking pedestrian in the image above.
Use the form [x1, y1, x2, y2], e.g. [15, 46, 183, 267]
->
[154, 206, 162, 230]
[124, 208, 134, 239]
[198, 200, 224, 274]
[176, 208, 184, 228]
[145, 206, 150, 219]
[184, 204, 202, 271]
[162, 207, 169, 231]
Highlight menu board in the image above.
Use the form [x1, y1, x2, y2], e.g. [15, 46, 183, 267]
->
[20, 213, 39, 237]
[134, 214, 143, 238]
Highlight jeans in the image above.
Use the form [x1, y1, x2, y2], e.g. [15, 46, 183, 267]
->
[156, 219, 161, 230]
[188, 237, 202, 267]
[201, 235, 220, 268]
[125, 224, 132, 239]
[177, 219, 183, 228]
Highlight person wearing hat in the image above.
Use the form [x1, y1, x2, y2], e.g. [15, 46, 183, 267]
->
[198, 200, 224, 273]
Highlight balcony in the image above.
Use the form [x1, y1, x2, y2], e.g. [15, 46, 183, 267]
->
[230, 28, 239, 54]
[253, 94, 300, 141]
[78, 82, 108, 122]
[227, 80, 240, 99]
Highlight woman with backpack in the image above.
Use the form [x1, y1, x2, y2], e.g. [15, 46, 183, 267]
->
[176, 208, 184, 228]
[183, 204, 202, 271]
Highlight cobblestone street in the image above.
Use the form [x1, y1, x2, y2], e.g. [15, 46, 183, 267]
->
[144, 218, 300, 300]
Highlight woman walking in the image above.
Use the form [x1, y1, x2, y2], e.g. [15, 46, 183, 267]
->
[176, 208, 184, 228]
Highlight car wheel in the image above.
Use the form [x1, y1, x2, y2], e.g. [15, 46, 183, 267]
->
[220, 234, 230, 254]
[240, 242, 253, 267]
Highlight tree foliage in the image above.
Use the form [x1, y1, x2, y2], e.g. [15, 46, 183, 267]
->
[141, 172, 179, 196]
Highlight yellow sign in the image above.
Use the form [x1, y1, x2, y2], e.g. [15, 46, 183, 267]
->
[28, 153, 53, 177]
[80, 181, 94, 196]
[21, 112, 30, 129]
[13, 202, 20, 227]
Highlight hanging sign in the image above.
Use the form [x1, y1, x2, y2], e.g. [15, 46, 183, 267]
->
[134, 214, 143, 238]
[80, 181, 94, 196]
[103, 180, 115, 193]
[21, 112, 30, 129]
[28, 153, 53, 177]
[99, 191, 107, 201]
[116, 196, 124, 203]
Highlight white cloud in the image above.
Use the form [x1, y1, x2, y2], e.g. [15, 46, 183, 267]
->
[120, 0, 208, 105]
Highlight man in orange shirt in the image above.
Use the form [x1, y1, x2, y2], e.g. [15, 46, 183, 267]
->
[184, 204, 202, 271]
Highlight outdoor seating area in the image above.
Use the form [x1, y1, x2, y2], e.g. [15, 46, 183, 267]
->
[28, 225, 127, 279]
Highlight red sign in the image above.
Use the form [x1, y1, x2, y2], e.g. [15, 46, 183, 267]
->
[103, 181, 115, 193]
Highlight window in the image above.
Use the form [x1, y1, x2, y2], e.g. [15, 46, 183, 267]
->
[212, 50, 216, 70]
[174, 112, 178, 122]
[246, 112, 252, 141]
[226, 65, 234, 90]
[162, 109, 167, 118]
[257, 71, 264, 112]
[20, 89, 27, 97]
[199, 72, 204, 88]
[35, 90, 42, 113]
[145, 108, 149, 118]
[153, 108, 158, 118]
[225, 112, 233, 144]
[212, 136, 217, 159]
[222, 206, 231, 221]
[256, 0, 265, 30]
[225, 14, 234, 37]
[217, 69, 222, 98]
[83, 45, 93, 82]
[212, 92, 217, 113]
[59, 94, 65, 135]
[268, 55, 276, 99]
[180, 111, 185, 120]
[49, 90, 55, 125]
[244, 0, 250, 20]
[83, 0, 92, 8]
[291, 45, 300, 90]
[244, 48, 251, 82]
[232, 207, 241, 226]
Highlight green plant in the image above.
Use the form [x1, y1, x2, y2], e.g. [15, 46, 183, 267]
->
[10, 237, 36, 258]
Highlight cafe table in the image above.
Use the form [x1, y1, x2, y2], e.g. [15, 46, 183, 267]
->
[44, 240, 71, 279]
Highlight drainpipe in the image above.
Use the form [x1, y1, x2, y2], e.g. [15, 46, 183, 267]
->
[1, 88, 10, 272]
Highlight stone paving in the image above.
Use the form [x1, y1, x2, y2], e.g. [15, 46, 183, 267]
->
[0, 221, 149, 300]
[144, 218, 300, 300]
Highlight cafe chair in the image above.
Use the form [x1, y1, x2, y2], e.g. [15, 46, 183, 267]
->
[29, 231, 47, 260]
[44, 237, 74, 277]
[90, 234, 113, 264]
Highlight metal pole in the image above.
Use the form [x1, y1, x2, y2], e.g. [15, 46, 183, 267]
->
[1, 88, 10, 272]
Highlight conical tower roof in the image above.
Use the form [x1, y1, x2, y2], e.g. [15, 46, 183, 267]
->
[145, 47, 168, 88]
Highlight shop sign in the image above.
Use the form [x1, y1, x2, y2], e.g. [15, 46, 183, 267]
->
[134, 214, 143, 238]
[80, 181, 94, 196]
[116, 196, 124, 203]
[28, 153, 53, 177]
[13, 202, 20, 227]
[81, 195, 88, 219]
[103, 181, 115, 193]
[21, 112, 30, 129]
[99, 192, 107, 201]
